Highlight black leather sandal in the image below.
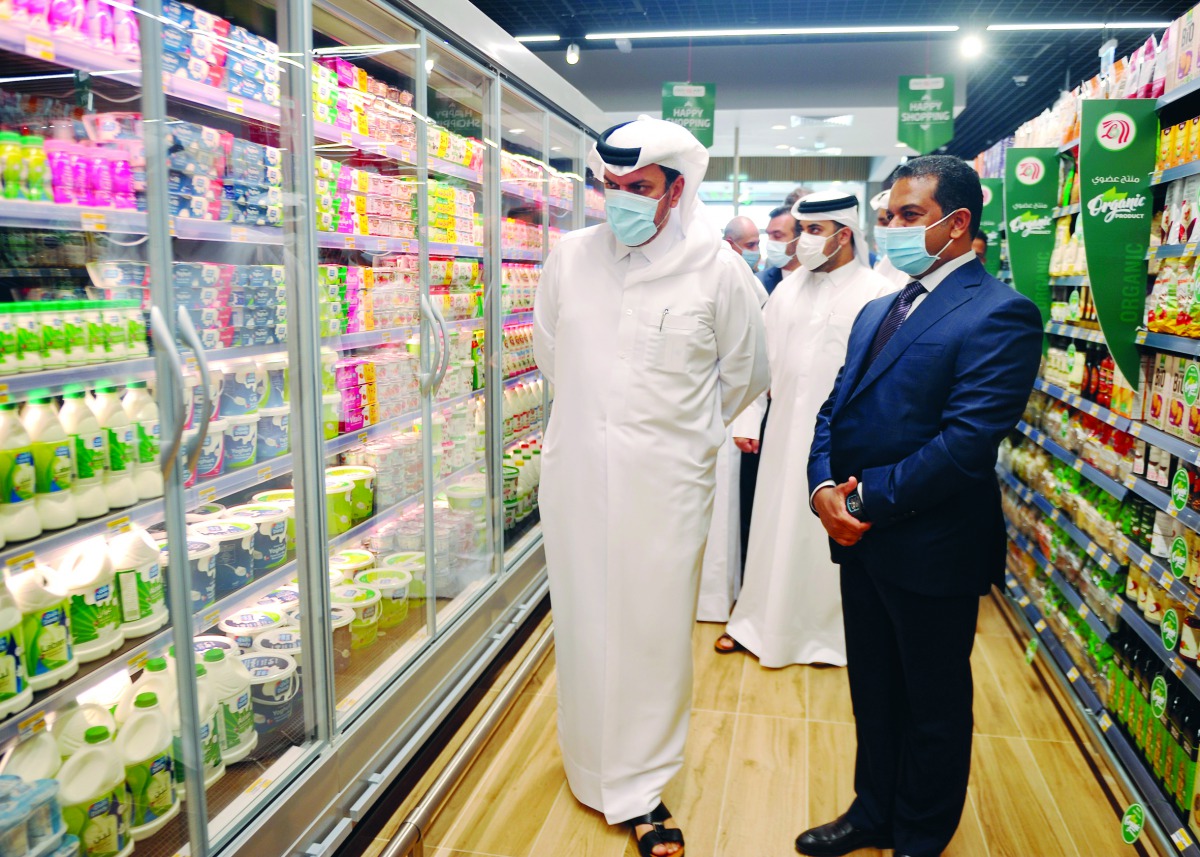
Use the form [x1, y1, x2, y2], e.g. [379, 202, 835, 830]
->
[628, 802, 684, 857]
[714, 633, 743, 654]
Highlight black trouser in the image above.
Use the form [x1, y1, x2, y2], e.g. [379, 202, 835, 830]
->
[737, 400, 770, 581]
[840, 560, 980, 857]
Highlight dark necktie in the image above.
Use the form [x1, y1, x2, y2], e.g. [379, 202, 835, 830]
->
[867, 280, 927, 365]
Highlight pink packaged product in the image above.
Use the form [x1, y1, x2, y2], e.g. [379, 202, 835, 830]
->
[113, 3, 138, 52]
[334, 359, 367, 390]
[84, 0, 113, 47]
[339, 405, 365, 434]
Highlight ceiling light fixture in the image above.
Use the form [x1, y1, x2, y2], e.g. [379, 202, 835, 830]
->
[775, 144, 790, 150]
[566, 42, 580, 64]
[585, 24, 959, 41]
[771, 124, 787, 130]
[509, 128, 525, 134]
[960, 34, 984, 57]
[425, 58, 435, 72]
[986, 21, 1168, 31]
[515, 34, 561, 43]
[895, 142, 908, 148]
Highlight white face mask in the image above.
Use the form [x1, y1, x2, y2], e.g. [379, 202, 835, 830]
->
[763, 239, 795, 269]
[795, 229, 844, 271]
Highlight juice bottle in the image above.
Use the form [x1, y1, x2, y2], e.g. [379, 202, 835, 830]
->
[0, 132, 24, 201]
[59, 388, 108, 520]
[22, 393, 78, 530]
[39, 303, 66, 370]
[62, 301, 86, 367]
[0, 402, 38, 542]
[122, 380, 161, 500]
[90, 383, 136, 509]
[14, 305, 43, 373]
[21, 136, 47, 202]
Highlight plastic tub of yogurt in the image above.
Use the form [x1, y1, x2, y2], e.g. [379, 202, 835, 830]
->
[195, 418, 227, 479]
[186, 503, 225, 524]
[322, 394, 341, 439]
[330, 585, 381, 650]
[252, 627, 303, 667]
[285, 605, 354, 670]
[257, 357, 287, 408]
[219, 610, 286, 652]
[255, 585, 300, 620]
[158, 536, 218, 611]
[326, 466, 375, 524]
[224, 503, 289, 571]
[223, 414, 258, 471]
[325, 478, 354, 536]
[252, 489, 295, 549]
[240, 653, 299, 753]
[355, 569, 411, 629]
[188, 521, 256, 597]
[256, 407, 289, 459]
[218, 360, 259, 416]
[380, 552, 426, 598]
[329, 548, 374, 578]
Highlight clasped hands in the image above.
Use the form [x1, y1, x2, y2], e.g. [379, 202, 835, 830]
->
[813, 476, 872, 547]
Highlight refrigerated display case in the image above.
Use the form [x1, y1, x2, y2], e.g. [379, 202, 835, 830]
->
[0, 0, 604, 853]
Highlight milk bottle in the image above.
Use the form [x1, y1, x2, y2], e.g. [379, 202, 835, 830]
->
[117, 691, 178, 839]
[89, 385, 136, 509]
[53, 703, 117, 758]
[51, 538, 123, 662]
[22, 394, 78, 530]
[57, 725, 133, 857]
[170, 663, 224, 795]
[59, 388, 108, 519]
[201, 648, 256, 763]
[0, 581, 30, 720]
[4, 730, 60, 782]
[7, 565, 76, 691]
[114, 657, 174, 726]
[122, 381, 161, 500]
[0, 403, 36, 543]
[108, 527, 167, 637]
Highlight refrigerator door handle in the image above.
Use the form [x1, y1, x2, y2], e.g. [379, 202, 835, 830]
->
[430, 299, 452, 392]
[150, 305, 187, 480]
[175, 306, 214, 477]
[418, 293, 443, 397]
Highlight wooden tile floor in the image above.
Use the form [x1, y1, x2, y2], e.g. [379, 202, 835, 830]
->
[361, 595, 1138, 857]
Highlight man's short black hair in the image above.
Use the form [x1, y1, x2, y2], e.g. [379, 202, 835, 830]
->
[973, 231, 989, 247]
[660, 166, 682, 188]
[893, 155, 984, 238]
[769, 205, 800, 236]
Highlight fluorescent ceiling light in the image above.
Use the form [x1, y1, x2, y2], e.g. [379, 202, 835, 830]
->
[509, 128, 526, 134]
[775, 144, 790, 150]
[960, 34, 984, 57]
[790, 114, 854, 128]
[987, 22, 1168, 31]
[771, 124, 787, 130]
[516, 34, 561, 43]
[586, 24, 959, 41]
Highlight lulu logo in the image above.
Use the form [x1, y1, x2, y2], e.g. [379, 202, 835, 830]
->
[981, 184, 993, 206]
[1014, 156, 1044, 185]
[1097, 112, 1137, 151]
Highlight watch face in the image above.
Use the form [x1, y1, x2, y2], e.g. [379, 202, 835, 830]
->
[846, 493, 862, 515]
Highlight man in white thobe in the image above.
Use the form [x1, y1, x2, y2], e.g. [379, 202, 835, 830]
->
[533, 117, 769, 852]
[725, 190, 895, 667]
[872, 189, 910, 289]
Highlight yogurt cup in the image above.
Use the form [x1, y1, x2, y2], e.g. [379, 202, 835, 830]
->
[355, 569, 412, 629]
[252, 489, 295, 549]
[329, 548, 374, 578]
[330, 585, 381, 650]
[224, 503, 289, 571]
[194, 371, 223, 422]
[188, 521, 256, 597]
[380, 552, 426, 598]
[191, 635, 240, 658]
[252, 627, 303, 666]
[257, 357, 287, 408]
[256, 406, 289, 459]
[445, 483, 486, 513]
[326, 466, 375, 524]
[322, 393, 341, 439]
[219, 609, 286, 652]
[325, 478, 354, 536]
[255, 585, 300, 620]
[284, 605, 354, 670]
[195, 417, 227, 479]
[186, 503, 226, 524]
[158, 536, 219, 610]
[223, 414, 259, 471]
[240, 653, 299, 742]
[218, 360, 259, 416]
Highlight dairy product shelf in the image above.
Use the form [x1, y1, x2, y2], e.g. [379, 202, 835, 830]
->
[316, 233, 419, 254]
[501, 249, 545, 263]
[501, 184, 544, 204]
[313, 121, 417, 167]
[0, 268, 90, 279]
[502, 311, 533, 325]
[429, 242, 485, 259]
[0, 358, 157, 402]
[548, 195, 573, 210]
[504, 368, 541, 388]
[1016, 421, 1129, 501]
[1044, 321, 1105, 343]
[1006, 528, 1116, 641]
[1137, 329, 1200, 358]
[429, 157, 483, 184]
[1032, 379, 1132, 432]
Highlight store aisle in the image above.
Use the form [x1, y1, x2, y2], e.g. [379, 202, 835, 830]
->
[362, 595, 1132, 857]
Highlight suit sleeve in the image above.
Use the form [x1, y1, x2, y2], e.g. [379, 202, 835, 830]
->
[532, 244, 561, 385]
[805, 362, 844, 510]
[857, 297, 1043, 523]
[714, 261, 770, 425]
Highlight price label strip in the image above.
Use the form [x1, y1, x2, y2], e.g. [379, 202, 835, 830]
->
[1172, 829, 1195, 849]
[6, 552, 35, 575]
[107, 515, 132, 535]
[1066, 666, 1080, 683]
[17, 712, 45, 738]
[24, 34, 54, 62]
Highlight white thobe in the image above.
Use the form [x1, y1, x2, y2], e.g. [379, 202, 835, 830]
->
[726, 261, 895, 667]
[697, 277, 769, 622]
[534, 211, 769, 823]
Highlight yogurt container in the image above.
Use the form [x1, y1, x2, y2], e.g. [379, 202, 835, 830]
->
[224, 503, 289, 571]
[219, 610, 286, 652]
[325, 478, 354, 536]
[157, 536, 218, 611]
[329, 549, 374, 578]
[218, 360, 259, 416]
[223, 414, 258, 471]
[255, 585, 300, 620]
[252, 489, 295, 548]
[381, 552, 426, 599]
[252, 627, 303, 667]
[194, 370, 223, 421]
[0, 792, 29, 857]
[257, 358, 287, 408]
[355, 569, 411, 629]
[326, 466, 375, 524]
[256, 407, 289, 459]
[188, 521, 256, 597]
[330, 585, 381, 650]
[195, 417, 226, 479]
[240, 653, 299, 741]
[445, 482, 486, 514]
[321, 393, 341, 439]
[284, 606, 353, 670]
[287, 567, 345, 590]
[185, 503, 225, 524]
[191, 636, 240, 658]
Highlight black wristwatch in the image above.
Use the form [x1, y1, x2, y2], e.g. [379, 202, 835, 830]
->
[845, 490, 864, 520]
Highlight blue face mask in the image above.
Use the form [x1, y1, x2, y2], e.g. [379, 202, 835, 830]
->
[605, 188, 666, 247]
[740, 248, 761, 270]
[877, 209, 961, 277]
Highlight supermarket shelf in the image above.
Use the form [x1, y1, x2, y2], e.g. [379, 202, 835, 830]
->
[1044, 321, 1105, 343]
[998, 469, 1121, 575]
[501, 184, 544, 205]
[1152, 161, 1200, 186]
[1127, 420, 1200, 466]
[1150, 243, 1196, 260]
[1053, 203, 1082, 217]
[501, 249, 544, 263]
[1016, 421, 1129, 501]
[0, 268, 89, 279]
[0, 499, 165, 569]
[1057, 138, 1081, 154]
[0, 358, 157, 402]
[1003, 573, 1200, 857]
[313, 121, 417, 167]
[1006, 527, 1116, 641]
[548, 195, 573, 210]
[504, 368, 541, 388]
[1122, 472, 1200, 535]
[1118, 576, 1200, 698]
[1137, 329, 1200, 358]
[430, 243, 484, 259]
[323, 327, 415, 351]
[1048, 275, 1089, 286]
[1159, 75, 1200, 110]
[503, 311, 533, 325]
[1116, 533, 1200, 612]
[1032, 379, 1131, 432]
[316, 233, 418, 254]
[430, 157, 483, 184]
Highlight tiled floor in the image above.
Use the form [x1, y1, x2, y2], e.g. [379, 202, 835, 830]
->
[361, 595, 1133, 857]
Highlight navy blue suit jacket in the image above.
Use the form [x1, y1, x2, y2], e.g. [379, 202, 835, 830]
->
[807, 257, 1043, 597]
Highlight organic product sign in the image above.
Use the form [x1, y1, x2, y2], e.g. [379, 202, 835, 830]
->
[1004, 148, 1058, 326]
[1153, 674, 1170, 717]
[1080, 99, 1159, 388]
[1172, 535, 1190, 578]
[897, 75, 954, 153]
[1163, 608, 1181, 651]
[1121, 803, 1146, 844]
[1173, 467, 1190, 513]
[978, 178, 1004, 278]
[662, 83, 716, 147]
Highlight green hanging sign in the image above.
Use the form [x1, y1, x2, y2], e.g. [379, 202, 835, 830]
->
[662, 83, 716, 147]
[1004, 148, 1058, 327]
[1080, 99, 1159, 390]
[897, 75, 954, 153]
[979, 178, 1004, 278]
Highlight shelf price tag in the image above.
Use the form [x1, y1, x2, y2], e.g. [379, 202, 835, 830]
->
[1050, 508, 1061, 521]
[199, 485, 218, 504]
[1186, 241, 1197, 258]
[227, 95, 245, 115]
[1034, 618, 1047, 633]
[203, 608, 221, 628]
[1153, 169, 1165, 184]
[257, 465, 272, 482]
[1121, 804, 1146, 845]
[1172, 656, 1187, 679]
[1078, 603, 1090, 620]
[1020, 595, 1031, 607]
[345, 236, 356, 249]
[243, 778, 273, 797]
[6, 552, 35, 575]
[1130, 421, 1143, 437]
[1073, 458, 1084, 472]
[107, 516, 131, 536]
[231, 226, 249, 243]
[127, 651, 149, 672]
[24, 34, 54, 62]
[0, 384, 10, 405]
[1148, 246, 1160, 261]
[80, 212, 107, 232]
[1171, 829, 1195, 849]
[1066, 666, 1080, 683]
[1088, 403, 1100, 416]
[1099, 712, 1113, 732]
[357, 432, 368, 444]
[340, 131, 353, 147]
[17, 712, 45, 739]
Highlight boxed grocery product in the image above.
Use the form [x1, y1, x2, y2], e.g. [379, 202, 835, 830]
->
[170, 193, 234, 221]
[1148, 352, 1174, 430]
[162, 52, 226, 88]
[1171, 354, 1190, 438]
[169, 172, 224, 200]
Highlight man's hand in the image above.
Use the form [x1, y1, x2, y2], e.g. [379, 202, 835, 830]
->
[813, 477, 872, 547]
[734, 437, 760, 454]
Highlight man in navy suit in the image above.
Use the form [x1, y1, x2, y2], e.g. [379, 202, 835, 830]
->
[795, 156, 1043, 857]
